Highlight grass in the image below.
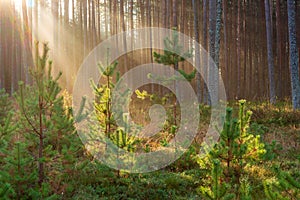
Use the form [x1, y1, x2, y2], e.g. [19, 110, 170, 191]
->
[68, 100, 300, 199]
[1, 92, 300, 199]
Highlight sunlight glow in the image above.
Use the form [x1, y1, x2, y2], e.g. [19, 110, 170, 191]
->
[14, 0, 34, 12]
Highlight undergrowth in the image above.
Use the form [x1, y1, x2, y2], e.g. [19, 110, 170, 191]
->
[0, 45, 299, 199]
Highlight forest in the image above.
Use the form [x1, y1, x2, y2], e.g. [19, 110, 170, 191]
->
[0, 0, 300, 199]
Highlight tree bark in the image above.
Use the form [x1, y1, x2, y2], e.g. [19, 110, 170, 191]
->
[208, 0, 217, 105]
[287, 0, 300, 109]
[203, 0, 208, 103]
[264, 0, 276, 104]
[276, 0, 283, 99]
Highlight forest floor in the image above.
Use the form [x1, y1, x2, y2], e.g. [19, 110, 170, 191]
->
[1, 91, 299, 199]
[69, 100, 300, 199]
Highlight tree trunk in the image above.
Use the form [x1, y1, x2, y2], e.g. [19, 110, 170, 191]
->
[192, 0, 201, 102]
[22, 0, 33, 84]
[287, 0, 300, 109]
[236, 0, 241, 99]
[34, 0, 39, 41]
[166, 0, 170, 28]
[276, 0, 282, 99]
[208, 0, 217, 105]
[83, 0, 88, 55]
[203, 0, 208, 103]
[91, 0, 97, 46]
[52, 0, 59, 64]
[120, 0, 128, 72]
[223, 0, 228, 98]
[215, 0, 222, 69]
[264, 0, 276, 104]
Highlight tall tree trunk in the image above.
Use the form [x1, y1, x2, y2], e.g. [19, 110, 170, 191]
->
[209, 1, 216, 61]
[215, 0, 222, 68]
[82, 0, 88, 55]
[97, 0, 101, 42]
[287, 0, 300, 109]
[203, 0, 208, 103]
[120, 0, 128, 72]
[243, 0, 247, 98]
[276, 0, 283, 99]
[214, 0, 222, 102]
[64, 0, 70, 89]
[79, 0, 83, 64]
[192, 0, 201, 102]
[166, 0, 170, 28]
[91, 0, 97, 47]
[172, 0, 178, 125]
[172, 0, 177, 29]
[22, 0, 33, 84]
[236, 0, 241, 99]
[208, 0, 217, 105]
[52, 0, 59, 65]
[264, 0, 276, 104]
[223, 0, 228, 97]
[0, 0, 4, 89]
[34, 0, 39, 41]
[72, 0, 76, 83]
[147, 0, 154, 92]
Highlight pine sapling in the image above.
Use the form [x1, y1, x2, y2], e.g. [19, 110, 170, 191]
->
[16, 42, 63, 187]
[153, 30, 193, 126]
[202, 100, 266, 198]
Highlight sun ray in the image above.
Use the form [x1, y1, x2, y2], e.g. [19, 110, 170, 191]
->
[14, 0, 34, 13]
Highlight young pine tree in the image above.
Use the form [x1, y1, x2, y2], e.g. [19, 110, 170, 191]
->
[0, 89, 16, 199]
[264, 167, 300, 200]
[199, 100, 266, 199]
[153, 30, 194, 126]
[199, 159, 235, 200]
[91, 61, 137, 152]
[15, 42, 84, 195]
[210, 100, 265, 184]
[0, 141, 40, 199]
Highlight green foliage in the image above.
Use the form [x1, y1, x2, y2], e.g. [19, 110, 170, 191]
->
[91, 61, 119, 137]
[198, 159, 235, 200]
[0, 41, 298, 200]
[0, 42, 85, 199]
[211, 100, 266, 183]
[199, 100, 267, 199]
[109, 128, 138, 152]
[135, 89, 149, 100]
[0, 89, 12, 125]
[91, 61, 138, 152]
[0, 90, 16, 199]
[153, 30, 192, 66]
[169, 144, 199, 171]
[0, 89, 15, 142]
[264, 167, 300, 200]
[178, 69, 196, 82]
[0, 141, 39, 199]
[153, 30, 194, 126]
[250, 102, 300, 126]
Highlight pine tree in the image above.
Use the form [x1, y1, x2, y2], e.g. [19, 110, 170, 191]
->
[0, 89, 15, 199]
[199, 100, 266, 198]
[153, 30, 193, 126]
[0, 89, 15, 141]
[15, 42, 85, 194]
[0, 142, 39, 199]
[210, 100, 265, 185]
[199, 159, 235, 200]
[264, 167, 300, 200]
[91, 61, 119, 138]
[91, 60, 137, 151]
[16, 42, 58, 187]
